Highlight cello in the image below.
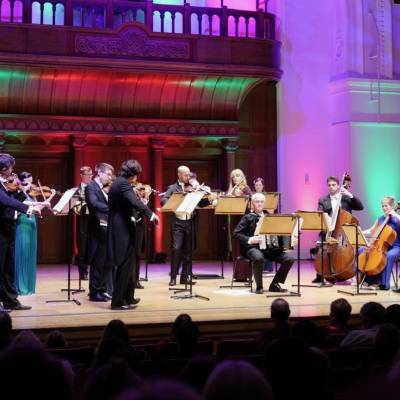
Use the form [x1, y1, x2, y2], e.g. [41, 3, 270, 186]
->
[358, 214, 397, 277]
[314, 173, 357, 282]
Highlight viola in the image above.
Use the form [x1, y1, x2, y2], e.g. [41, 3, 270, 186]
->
[133, 183, 158, 200]
[27, 184, 58, 199]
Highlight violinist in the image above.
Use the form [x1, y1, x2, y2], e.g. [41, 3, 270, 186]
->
[14, 172, 54, 295]
[227, 169, 252, 196]
[76, 166, 93, 281]
[362, 196, 400, 291]
[253, 177, 264, 193]
[312, 175, 364, 283]
[233, 193, 294, 293]
[85, 163, 114, 302]
[131, 182, 154, 290]
[0, 153, 41, 311]
[161, 166, 212, 286]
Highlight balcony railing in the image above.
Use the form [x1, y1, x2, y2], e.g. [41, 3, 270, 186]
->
[0, 0, 275, 40]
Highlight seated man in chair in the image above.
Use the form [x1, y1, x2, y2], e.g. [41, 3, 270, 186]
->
[233, 193, 294, 294]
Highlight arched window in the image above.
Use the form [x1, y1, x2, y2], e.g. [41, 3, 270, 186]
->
[1, 0, 11, 22]
[73, 6, 82, 26]
[136, 9, 145, 24]
[43, 2, 53, 25]
[211, 15, 220, 36]
[248, 17, 256, 38]
[174, 12, 183, 34]
[31, 1, 41, 24]
[190, 13, 199, 35]
[55, 3, 64, 25]
[238, 16, 246, 37]
[228, 15, 236, 37]
[201, 14, 209, 35]
[13, 0, 23, 23]
[153, 10, 161, 32]
[163, 11, 172, 33]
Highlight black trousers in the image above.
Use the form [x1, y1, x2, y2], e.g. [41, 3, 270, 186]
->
[134, 221, 145, 282]
[0, 221, 19, 306]
[88, 226, 107, 296]
[246, 248, 294, 288]
[76, 214, 90, 277]
[170, 219, 193, 279]
[111, 243, 137, 307]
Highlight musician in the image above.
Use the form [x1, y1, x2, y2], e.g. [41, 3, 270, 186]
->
[362, 196, 400, 291]
[227, 169, 252, 196]
[253, 177, 264, 193]
[0, 154, 41, 310]
[233, 193, 294, 293]
[85, 163, 114, 302]
[14, 171, 54, 295]
[312, 175, 364, 283]
[107, 160, 159, 310]
[161, 166, 211, 286]
[76, 166, 93, 281]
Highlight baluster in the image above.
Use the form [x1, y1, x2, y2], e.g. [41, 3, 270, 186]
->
[160, 10, 164, 32]
[208, 14, 212, 35]
[197, 13, 201, 34]
[235, 16, 238, 37]
[52, 2, 56, 25]
[81, 5, 85, 27]
[171, 11, 175, 33]
[221, 5, 227, 36]
[245, 17, 249, 37]
[10, 0, 15, 22]
[40, 1, 44, 24]
[183, 2, 190, 34]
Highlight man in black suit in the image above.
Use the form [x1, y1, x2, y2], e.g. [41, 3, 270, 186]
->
[107, 160, 159, 310]
[161, 165, 211, 286]
[312, 175, 364, 283]
[233, 193, 294, 294]
[75, 166, 92, 281]
[0, 153, 41, 310]
[85, 162, 114, 302]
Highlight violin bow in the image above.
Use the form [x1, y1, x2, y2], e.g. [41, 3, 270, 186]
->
[37, 179, 47, 202]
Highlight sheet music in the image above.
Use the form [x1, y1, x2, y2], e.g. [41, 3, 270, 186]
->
[52, 187, 78, 215]
[291, 216, 304, 247]
[175, 191, 205, 215]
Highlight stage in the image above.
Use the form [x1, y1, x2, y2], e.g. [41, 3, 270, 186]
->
[9, 259, 400, 343]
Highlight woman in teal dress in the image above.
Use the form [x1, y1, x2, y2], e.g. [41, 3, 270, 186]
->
[14, 172, 54, 295]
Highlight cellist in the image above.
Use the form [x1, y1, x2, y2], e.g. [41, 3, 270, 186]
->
[362, 196, 400, 291]
[312, 175, 364, 283]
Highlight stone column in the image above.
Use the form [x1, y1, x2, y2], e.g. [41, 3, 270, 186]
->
[72, 135, 87, 186]
[223, 138, 239, 184]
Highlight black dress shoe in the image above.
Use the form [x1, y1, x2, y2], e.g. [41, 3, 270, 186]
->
[268, 283, 287, 293]
[5, 302, 32, 310]
[89, 293, 109, 302]
[169, 278, 176, 286]
[135, 282, 144, 289]
[255, 286, 264, 294]
[111, 304, 136, 310]
[312, 275, 322, 284]
[130, 298, 141, 306]
[101, 292, 112, 300]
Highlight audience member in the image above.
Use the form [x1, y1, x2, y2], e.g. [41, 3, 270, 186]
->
[46, 329, 68, 349]
[0, 311, 12, 352]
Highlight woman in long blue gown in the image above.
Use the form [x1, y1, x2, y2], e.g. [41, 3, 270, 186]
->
[14, 172, 54, 295]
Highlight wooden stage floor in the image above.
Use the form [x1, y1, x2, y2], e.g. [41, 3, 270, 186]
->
[10, 260, 400, 337]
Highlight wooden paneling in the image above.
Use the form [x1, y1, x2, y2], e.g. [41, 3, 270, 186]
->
[15, 157, 70, 263]
[161, 159, 222, 260]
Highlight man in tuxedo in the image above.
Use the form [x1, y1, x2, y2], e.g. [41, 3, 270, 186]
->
[161, 165, 211, 286]
[107, 160, 159, 310]
[76, 166, 92, 281]
[0, 153, 41, 310]
[233, 193, 294, 294]
[85, 162, 114, 302]
[312, 175, 364, 283]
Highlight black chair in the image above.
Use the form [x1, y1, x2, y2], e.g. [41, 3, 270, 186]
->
[225, 255, 253, 291]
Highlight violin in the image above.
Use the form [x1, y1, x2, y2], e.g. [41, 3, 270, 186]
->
[27, 184, 57, 199]
[133, 183, 158, 201]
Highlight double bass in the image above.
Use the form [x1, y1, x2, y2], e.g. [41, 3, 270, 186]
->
[314, 173, 356, 282]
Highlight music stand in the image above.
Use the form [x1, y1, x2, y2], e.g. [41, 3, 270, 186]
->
[255, 214, 302, 298]
[294, 211, 333, 288]
[47, 188, 81, 305]
[161, 191, 210, 301]
[337, 224, 377, 297]
[263, 192, 280, 214]
[216, 196, 249, 288]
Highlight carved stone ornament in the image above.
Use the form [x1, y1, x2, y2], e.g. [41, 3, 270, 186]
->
[75, 26, 190, 60]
